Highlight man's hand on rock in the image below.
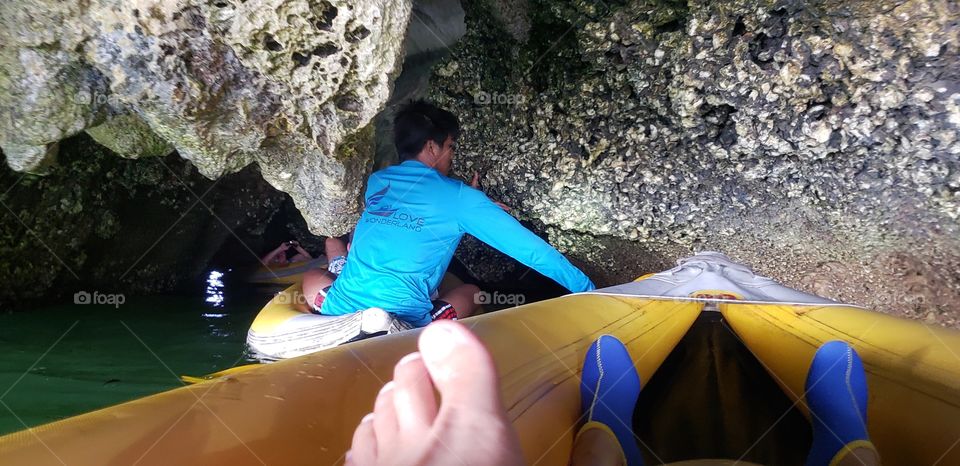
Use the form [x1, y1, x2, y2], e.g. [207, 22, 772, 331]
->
[470, 172, 511, 212]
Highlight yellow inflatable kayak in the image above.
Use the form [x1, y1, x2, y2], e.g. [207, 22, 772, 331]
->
[246, 274, 467, 360]
[0, 252, 957, 465]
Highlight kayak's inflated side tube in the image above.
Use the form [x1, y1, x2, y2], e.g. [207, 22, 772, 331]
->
[0, 294, 700, 465]
[722, 302, 960, 466]
[246, 284, 414, 360]
[246, 276, 475, 360]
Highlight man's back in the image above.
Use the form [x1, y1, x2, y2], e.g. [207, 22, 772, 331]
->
[322, 159, 595, 326]
[322, 160, 467, 326]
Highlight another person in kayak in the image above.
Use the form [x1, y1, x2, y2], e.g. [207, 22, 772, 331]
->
[260, 240, 312, 266]
[345, 321, 880, 466]
[302, 100, 594, 326]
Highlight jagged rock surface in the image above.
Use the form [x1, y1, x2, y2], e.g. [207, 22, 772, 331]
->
[85, 115, 175, 159]
[0, 0, 412, 235]
[435, 0, 960, 325]
[2, 0, 959, 327]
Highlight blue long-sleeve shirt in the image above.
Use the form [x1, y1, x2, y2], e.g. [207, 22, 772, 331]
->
[321, 160, 595, 326]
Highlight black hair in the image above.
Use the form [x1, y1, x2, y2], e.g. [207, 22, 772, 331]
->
[393, 100, 460, 161]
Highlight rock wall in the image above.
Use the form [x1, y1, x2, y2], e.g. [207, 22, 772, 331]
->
[2, 0, 959, 325]
[0, 0, 411, 235]
[433, 0, 960, 325]
[0, 135, 286, 309]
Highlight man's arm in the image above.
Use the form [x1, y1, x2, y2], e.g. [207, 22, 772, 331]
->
[456, 184, 595, 293]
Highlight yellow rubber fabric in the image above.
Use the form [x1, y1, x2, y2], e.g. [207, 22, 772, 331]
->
[721, 302, 960, 466]
[248, 284, 306, 334]
[0, 295, 700, 465]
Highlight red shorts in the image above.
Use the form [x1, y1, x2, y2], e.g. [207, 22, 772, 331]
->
[312, 285, 333, 313]
[430, 300, 458, 321]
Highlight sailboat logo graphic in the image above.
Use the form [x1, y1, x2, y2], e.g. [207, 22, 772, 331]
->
[366, 183, 397, 217]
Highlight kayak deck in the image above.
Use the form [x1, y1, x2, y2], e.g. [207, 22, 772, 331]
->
[637, 310, 811, 464]
[2, 252, 959, 465]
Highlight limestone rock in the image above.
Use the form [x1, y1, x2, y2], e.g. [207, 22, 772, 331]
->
[0, 0, 412, 235]
[85, 115, 175, 159]
[435, 0, 960, 324]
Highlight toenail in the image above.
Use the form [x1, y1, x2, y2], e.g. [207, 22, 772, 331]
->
[361, 413, 374, 424]
[420, 324, 460, 361]
[379, 381, 396, 396]
[397, 352, 422, 367]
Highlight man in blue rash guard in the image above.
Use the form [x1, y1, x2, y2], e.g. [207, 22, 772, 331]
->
[301, 100, 595, 327]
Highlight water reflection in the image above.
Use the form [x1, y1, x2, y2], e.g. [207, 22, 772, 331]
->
[205, 269, 225, 308]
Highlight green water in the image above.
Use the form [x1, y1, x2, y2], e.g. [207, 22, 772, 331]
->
[0, 292, 260, 436]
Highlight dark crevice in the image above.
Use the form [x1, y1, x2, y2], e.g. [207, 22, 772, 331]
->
[346, 26, 370, 43]
[291, 52, 310, 67]
[827, 130, 842, 151]
[732, 16, 746, 36]
[263, 34, 283, 52]
[315, 6, 338, 30]
[655, 17, 685, 34]
[719, 123, 738, 147]
[808, 103, 832, 121]
[765, 7, 789, 35]
[749, 33, 774, 64]
[749, 7, 790, 67]
[336, 94, 361, 112]
[311, 43, 339, 57]
[702, 104, 738, 148]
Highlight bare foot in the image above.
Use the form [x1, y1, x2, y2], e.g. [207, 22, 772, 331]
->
[346, 321, 524, 466]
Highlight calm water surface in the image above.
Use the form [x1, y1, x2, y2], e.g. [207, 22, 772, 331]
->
[0, 271, 263, 435]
